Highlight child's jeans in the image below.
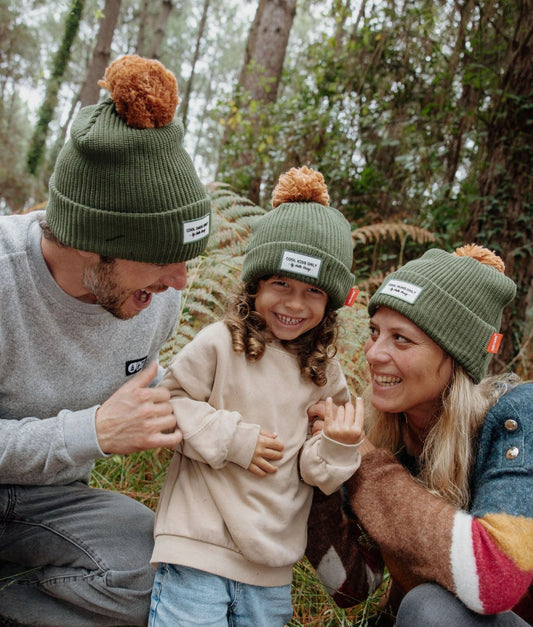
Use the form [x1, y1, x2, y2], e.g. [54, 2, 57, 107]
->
[149, 562, 293, 626]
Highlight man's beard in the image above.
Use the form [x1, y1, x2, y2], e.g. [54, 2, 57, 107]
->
[82, 258, 132, 320]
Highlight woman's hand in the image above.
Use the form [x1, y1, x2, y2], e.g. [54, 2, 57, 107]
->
[308, 399, 327, 437]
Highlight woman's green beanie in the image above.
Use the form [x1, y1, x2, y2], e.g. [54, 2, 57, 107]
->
[368, 245, 517, 383]
[241, 167, 354, 310]
[46, 55, 211, 264]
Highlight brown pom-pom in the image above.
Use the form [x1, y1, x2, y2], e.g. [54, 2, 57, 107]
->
[272, 166, 330, 208]
[453, 244, 505, 273]
[98, 55, 178, 129]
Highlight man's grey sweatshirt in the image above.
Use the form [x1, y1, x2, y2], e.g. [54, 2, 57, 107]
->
[0, 212, 181, 486]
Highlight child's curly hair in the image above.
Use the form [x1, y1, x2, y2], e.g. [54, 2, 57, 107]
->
[224, 279, 339, 386]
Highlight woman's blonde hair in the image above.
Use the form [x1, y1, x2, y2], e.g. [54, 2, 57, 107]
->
[224, 279, 339, 386]
[365, 366, 521, 508]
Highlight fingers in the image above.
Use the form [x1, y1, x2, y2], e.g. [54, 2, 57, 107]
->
[311, 419, 324, 436]
[95, 363, 178, 454]
[322, 397, 339, 426]
[323, 396, 365, 445]
[151, 428, 183, 450]
[307, 400, 327, 422]
[248, 431, 284, 476]
[125, 360, 159, 388]
[248, 458, 279, 476]
[257, 431, 284, 455]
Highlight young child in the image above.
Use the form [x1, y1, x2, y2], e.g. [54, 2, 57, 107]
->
[149, 166, 364, 627]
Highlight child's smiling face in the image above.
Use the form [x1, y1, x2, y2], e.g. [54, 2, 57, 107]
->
[254, 276, 328, 341]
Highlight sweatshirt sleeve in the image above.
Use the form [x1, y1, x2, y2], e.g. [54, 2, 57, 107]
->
[299, 432, 362, 495]
[161, 327, 260, 470]
[299, 361, 361, 494]
[0, 408, 104, 485]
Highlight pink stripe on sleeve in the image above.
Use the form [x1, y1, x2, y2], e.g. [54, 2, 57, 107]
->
[472, 518, 532, 614]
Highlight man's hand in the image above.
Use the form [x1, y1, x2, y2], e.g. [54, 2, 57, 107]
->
[95, 361, 182, 454]
[247, 430, 284, 477]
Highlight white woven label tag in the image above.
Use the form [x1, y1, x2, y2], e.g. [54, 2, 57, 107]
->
[380, 279, 422, 304]
[280, 250, 322, 279]
[183, 214, 210, 243]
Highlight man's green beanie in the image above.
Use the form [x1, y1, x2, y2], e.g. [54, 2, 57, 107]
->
[46, 55, 211, 264]
[241, 167, 354, 310]
[368, 245, 517, 383]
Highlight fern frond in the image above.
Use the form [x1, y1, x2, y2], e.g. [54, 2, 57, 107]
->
[160, 186, 266, 365]
[353, 222, 436, 245]
[336, 303, 371, 395]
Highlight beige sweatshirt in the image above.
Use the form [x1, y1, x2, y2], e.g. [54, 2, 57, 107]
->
[152, 321, 361, 587]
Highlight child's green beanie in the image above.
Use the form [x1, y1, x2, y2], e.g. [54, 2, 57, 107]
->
[241, 167, 354, 310]
[46, 55, 211, 264]
[368, 245, 517, 383]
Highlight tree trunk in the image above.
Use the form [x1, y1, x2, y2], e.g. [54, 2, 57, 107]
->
[147, 0, 173, 59]
[136, 0, 173, 60]
[135, 0, 151, 57]
[26, 0, 85, 176]
[239, 0, 297, 104]
[218, 0, 297, 204]
[78, 0, 122, 108]
[180, 0, 209, 131]
[464, 3, 533, 371]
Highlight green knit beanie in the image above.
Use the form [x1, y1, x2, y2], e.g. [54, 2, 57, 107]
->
[46, 55, 211, 264]
[368, 245, 517, 383]
[241, 167, 354, 309]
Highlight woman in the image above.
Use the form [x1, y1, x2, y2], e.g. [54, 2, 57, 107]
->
[306, 244, 533, 626]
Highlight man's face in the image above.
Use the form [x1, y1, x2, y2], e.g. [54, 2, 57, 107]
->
[82, 257, 187, 320]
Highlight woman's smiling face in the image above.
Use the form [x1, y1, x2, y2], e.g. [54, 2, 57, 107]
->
[254, 276, 328, 341]
[364, 307, 453, 423]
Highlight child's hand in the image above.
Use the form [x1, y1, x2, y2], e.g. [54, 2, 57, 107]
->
[247, 430, 284, 477]
[323, 396, 364, 446]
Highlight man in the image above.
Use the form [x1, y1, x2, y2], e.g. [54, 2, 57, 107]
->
[0, 55, 211, 625]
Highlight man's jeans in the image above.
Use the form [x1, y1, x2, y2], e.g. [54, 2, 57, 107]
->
[0, 482, 155, 626]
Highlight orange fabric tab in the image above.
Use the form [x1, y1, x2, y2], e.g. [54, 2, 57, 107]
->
[487, 332, 503, 354]
[344, 287, 359, 307]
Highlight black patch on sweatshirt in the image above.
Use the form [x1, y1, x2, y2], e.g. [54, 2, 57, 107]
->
[125, 356, 148, 377]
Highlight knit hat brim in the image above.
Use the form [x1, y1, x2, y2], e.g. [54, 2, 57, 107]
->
[47, 194, 211, 264]
[243, 241, 354, 310]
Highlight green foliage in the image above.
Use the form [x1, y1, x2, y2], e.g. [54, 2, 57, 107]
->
[215, 2, 531, 362]
[0, 1, 45, 212]
[26, 0, 85, 176]
[160, 182, 266, 365]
